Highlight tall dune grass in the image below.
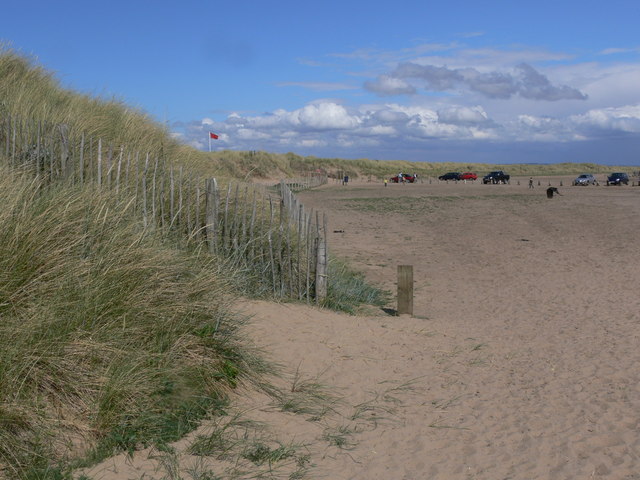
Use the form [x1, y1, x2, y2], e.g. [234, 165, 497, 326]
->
[0, 167, 268, 477]
[0, 46, 193, 165]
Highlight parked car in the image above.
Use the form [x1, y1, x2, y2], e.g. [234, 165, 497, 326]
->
[438, 172, 461, 181]
[459, 172, 477, 181]
[573, 174, 597, 186]
[607, 172, 629, 185]
[390, 173, 416, 183]
[482, 171, 510, 184]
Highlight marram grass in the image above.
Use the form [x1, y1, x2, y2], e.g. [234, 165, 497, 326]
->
[0, 168, 268, 477]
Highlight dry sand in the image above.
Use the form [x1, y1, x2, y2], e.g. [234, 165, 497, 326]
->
[81, 177, 640, 479]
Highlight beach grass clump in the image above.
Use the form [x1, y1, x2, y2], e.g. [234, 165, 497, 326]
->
[188, 413, 311, 479]
[322, 258, 390, 314]
[0, 167, 267, 477]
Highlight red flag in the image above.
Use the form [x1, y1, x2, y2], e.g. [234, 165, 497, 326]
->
[209, 132, 219, 139]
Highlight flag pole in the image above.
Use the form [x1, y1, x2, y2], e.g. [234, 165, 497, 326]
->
[208, 133, 211, 152]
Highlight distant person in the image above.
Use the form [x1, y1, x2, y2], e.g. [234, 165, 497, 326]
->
[343, 175, 349, 186]
[384, 178, 388, 187]
[529, 177, 534, 189]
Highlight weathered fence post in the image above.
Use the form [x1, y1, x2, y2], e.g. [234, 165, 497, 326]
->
[114, 146, 122, 194]
[397, 265, 414, 315]
[59, 124, 69, 180]
[97, 138, 102, 186]
[315, 212, 328, 304]
[205, 178, 218, 254]
[142, 153, 149, 228]
[195, 183, 201, 239]
[79, 133, 85, 184]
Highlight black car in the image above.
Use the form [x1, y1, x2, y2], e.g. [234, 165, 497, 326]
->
[438, 172, 461, 181]
[607, 172, 629, 185]
[482, 171, 510, 184]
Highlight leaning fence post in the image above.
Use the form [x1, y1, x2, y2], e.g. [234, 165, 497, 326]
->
[397, 265, 414, 315]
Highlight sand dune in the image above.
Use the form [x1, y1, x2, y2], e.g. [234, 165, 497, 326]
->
[81, 177, 640, 479]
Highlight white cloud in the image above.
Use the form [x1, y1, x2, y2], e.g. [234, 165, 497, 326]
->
[295, 103, 359, 130]
[177, 42, 640, 164]
[570, 104, 640, 134]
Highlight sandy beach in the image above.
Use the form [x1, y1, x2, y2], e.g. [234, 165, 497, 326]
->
[81, 176, 640, 479]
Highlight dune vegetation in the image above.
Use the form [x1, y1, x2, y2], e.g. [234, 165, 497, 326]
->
[0, 168, 271, 476]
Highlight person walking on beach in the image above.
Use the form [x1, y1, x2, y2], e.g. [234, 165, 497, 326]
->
[529, 177, 534, 189]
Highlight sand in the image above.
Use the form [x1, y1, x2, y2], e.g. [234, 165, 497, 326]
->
[80, 176, 640, 479]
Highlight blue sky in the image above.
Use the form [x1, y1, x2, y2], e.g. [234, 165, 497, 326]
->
[2, 0, 640, 165]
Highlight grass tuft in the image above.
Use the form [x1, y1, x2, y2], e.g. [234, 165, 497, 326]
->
[322, 258, 389, 314]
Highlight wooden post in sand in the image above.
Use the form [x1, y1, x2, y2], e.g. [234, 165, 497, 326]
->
[315, 212, 328, 304]
[397, 265, 414, 315]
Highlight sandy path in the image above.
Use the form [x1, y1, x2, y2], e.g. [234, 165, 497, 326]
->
[294, 178, 640, 479]
[81, 177, 640, 479]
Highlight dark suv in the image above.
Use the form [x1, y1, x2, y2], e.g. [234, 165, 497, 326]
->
[482, 171, 510, 184]
[607, 172, 629, 186]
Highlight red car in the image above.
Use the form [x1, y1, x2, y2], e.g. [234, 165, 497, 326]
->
[459, 172, 477, 180]
[390, 174, 416, 183]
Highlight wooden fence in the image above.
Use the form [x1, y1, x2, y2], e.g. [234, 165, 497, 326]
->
[280, 180, 328, 301]
[0, 114, 329, 303]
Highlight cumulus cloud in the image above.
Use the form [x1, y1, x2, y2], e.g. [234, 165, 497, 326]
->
[514, 115, 571, 141]
[515, 63, 588, 101]
[570, 104, 640, 134]
[461, 69, 517, 98]
[176, 99, 640, 163]
[295, 103, 359, 129]
[365, 61, 587, 101]
[180, 100, 503, 152]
